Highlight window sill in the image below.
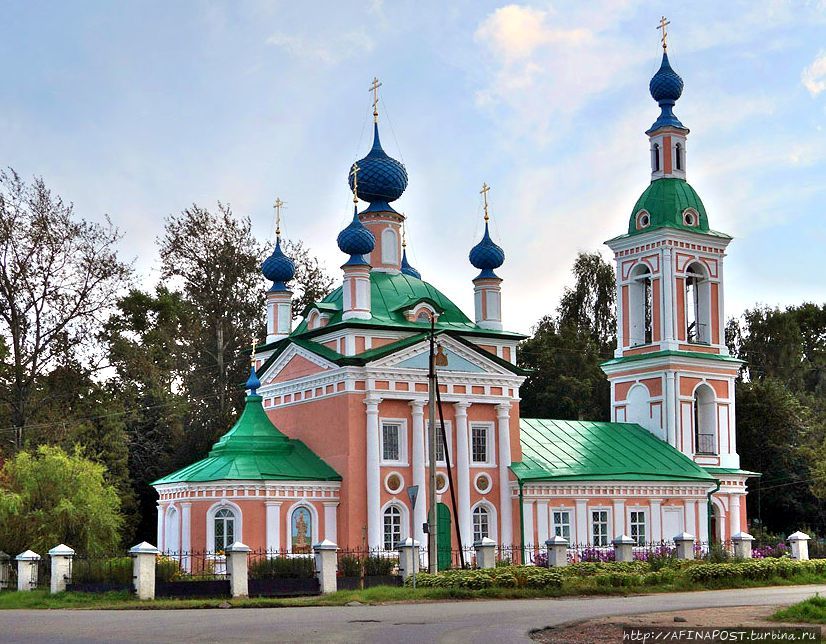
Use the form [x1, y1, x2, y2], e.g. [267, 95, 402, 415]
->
[380, 461, 409, 467]
[471, 462, 498, 468]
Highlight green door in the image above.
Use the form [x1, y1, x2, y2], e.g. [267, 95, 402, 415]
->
[436, 503, 452, 571]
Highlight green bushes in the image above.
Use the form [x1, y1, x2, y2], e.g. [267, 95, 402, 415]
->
[405, 566, 562, 590]
[686, 558, 826, 583]
[248, 556, 314, 579]
[338, 555, 396, 577]
[73, 557, 133, 584]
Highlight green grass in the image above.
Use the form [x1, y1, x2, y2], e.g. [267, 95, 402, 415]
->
[2, 568, 826, 610]
[772, 594, 826, 624]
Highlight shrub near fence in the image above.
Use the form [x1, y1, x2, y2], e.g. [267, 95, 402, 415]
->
[154, 552, 230, 599]
[68, 555, 132, 593]
[408, 566, 563, 590]
[337, 549, 401, 590]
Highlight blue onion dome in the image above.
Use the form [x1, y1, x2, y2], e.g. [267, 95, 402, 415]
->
[261, 237, 296, 291]
[245, 364, 261, 395]
[400, 248, 421, 279]
[337, 206, 375, 263]
[348, 123, 408, 204]
[648, 52, 686, 132]
[469, 222, 505, 279]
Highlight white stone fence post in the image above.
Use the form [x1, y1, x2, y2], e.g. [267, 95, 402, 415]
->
[673, 533, 695, 560]
[612, 535, 635, 562]
[545, 536, 569, 568]
[788, 531, 810, 561]
[313, 539, 338, 594]
[226, 542, 250, 598]
[0, 552, 11, 590]
[731, 532, 754, 559]
[15, 550, 40, 592]
[397, 538, 420, 581]
[129, 542, 159, 600]
[48, 544, 75, 593]
[474, 537, 496, 569]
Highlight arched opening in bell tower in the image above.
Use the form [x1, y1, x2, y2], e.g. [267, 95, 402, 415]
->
[628, 264, 653, 346]
[685, 262, 711, 344]
[693, 383, 717, 455]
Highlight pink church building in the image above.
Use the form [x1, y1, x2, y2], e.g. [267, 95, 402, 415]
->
[153, 46, 756, 561]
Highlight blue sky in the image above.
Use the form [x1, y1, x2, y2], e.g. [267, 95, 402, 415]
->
[1, 1, 825, 334]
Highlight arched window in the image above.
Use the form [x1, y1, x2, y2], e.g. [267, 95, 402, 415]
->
[381, 228, 399, 265]
[628, 264, 653, 346]
[693, 384, 717, 455]
[675, 143, 683, 171]
[685, 262, 711, 344]
[291, 506, 312, 554]
[165, 506, 179, 555]
[652, 143, 660, 172]
[472, 506, 490, 543]
[383, 505, 402, 550]
[213, 508, 235, 553]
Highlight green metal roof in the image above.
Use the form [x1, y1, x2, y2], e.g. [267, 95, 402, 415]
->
[513, 418, 715, 483]
[601, 350, 744, 368]
[289, 271, 525, 341]
[611, 178, 730, 240]
[152, 394, 341, 485]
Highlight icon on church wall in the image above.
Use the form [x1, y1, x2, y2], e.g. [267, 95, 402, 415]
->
[291, 507, 312, 553]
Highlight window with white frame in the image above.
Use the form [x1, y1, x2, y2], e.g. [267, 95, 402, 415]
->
[472, 506, 490, 543]
[553, 510, 571, 541]
[380, 420, 406, 464]
[214, 508, 235, 552]
[426, 421, 451, 465]
[591, 510, 609, 546]
[471, 424, 493, 464]
[630, 510, 647, 546]
[383, 505, 402, 550]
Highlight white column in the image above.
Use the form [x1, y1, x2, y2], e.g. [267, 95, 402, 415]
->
[665, 371, 677, 447]
[156, 503, 164, 552]
[454, 402, 472, 549]
[365, 395, 383, 548]
[536, 501, 550, 546]
[662, 246, 676, 346]
[266, 502, 282, 552]
[729, 494, 741, 536]
[324, 502, 338, 542]
[698, 498, 709, 543]
[523, 500, 535, 546]
[575, 499, 588, 545]
[684, 499, 698, 537]
[717, 260, 726, 350]
[614, 258, 624, 355]
[496, 403, 513, 545]
[410, 400, 427, 547]
[181, 503, 191, 553]
[650, 499, 663, 542]
[613, 500, 626, 537]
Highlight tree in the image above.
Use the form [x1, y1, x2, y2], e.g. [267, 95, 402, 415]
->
[0, 445, 123, 555]
[282, 239, 335, 318]
[0, 169, 131, 449]
[519, 251, 616, 420]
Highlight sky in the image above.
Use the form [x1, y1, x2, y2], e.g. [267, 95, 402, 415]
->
[1, 0, 825, 335]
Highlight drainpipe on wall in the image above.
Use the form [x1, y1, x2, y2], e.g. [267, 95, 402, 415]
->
[707, 479, 721, 543]
[518, 478, 526, 565]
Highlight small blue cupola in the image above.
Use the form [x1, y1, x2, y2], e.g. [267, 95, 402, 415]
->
[469, 221, 505, 279]
[647, 52, 686, 133]
[400, 247, 421, 279]
[261, 236, 296, 292]
[348, 123, 408, 212]
[337, 205, 376, 265]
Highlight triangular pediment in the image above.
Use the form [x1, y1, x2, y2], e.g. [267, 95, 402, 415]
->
[260, 343, 338, 385]
[370, 335, 512, 376]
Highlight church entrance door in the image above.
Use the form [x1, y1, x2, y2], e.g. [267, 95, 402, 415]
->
[437, 503, 452, 570]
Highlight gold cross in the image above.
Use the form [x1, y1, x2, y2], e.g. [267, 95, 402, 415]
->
[273, 197, 285, 237]
[350, 162, 360, 203]
[369, 76, 382, 122]
[480, 182, 491, 222]
[251, 335, 257, 365]
[402, 219, 407, 248]
[657, 16, 670, 51]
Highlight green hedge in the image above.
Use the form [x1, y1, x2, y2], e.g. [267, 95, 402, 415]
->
[338, 555, 396, 577]
[248, 556, 315, 579]
[686, 558, 826, 583]
[405, 566, 562, 590]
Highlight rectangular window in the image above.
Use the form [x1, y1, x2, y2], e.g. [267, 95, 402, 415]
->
[471, 425, 489, 464]
[630, 511, 646, 546]
[553, 511, 571, 541]
[382, 423, 401, 462]
[591, 510, 609, 547]
[426, 421, 451, 465]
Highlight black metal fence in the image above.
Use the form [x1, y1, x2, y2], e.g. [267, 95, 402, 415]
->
[154, 551, 230, 599]
[247, 549, 319, 597]
[336, 547, 402, 590]
[67, 554, 132, 593]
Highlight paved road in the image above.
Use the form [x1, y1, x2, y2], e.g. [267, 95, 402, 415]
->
[0, 585, 823, 644]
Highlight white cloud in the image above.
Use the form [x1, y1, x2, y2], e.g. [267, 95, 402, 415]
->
[266, 28, 374, 65]
[802, 51, 826, 96]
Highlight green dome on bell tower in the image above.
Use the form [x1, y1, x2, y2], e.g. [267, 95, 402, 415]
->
[628, 178, 710, 236]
